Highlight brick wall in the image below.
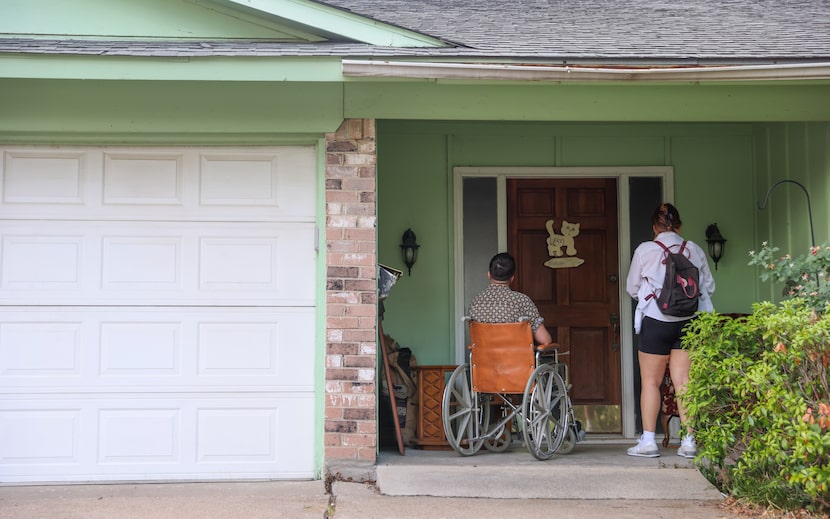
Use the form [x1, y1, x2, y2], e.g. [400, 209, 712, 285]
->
[324, 118, 378, 473]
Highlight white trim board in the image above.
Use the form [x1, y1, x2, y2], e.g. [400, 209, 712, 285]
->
[452, 166, 673, 439]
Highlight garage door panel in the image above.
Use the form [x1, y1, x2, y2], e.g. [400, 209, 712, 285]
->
[99, 408, 182, 463]
[0, 320, 83, 377]
[1, 222, 316, 305]
[1, 234, 86, 289]
[2, 146, 316, 220]
[0, 395, 315, 482]
[1, 144, 317, 483]
[0, 409, 81, 466]
[2, 150, 87, 205]
[0, 308, 315, 389]
[103, 152, 183, 206]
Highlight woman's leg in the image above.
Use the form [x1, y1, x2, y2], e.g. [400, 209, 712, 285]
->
[669, 347, 697, 457]
[639, 351, 669, 435]
[668, 348, 691, 424]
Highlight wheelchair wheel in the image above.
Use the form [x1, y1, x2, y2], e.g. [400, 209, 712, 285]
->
[482, 399, 511, 452]
[521, 363, 569, 460]
[558, 428, 577, 455]
[442, 363, 486, 456]
[483, 422, 512, 452]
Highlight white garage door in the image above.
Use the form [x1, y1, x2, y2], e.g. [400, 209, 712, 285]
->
[0, 146, 318, 483]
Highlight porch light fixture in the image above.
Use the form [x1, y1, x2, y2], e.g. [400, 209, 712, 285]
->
[705, 223, 726, 271]
[400, 228, 419, 276]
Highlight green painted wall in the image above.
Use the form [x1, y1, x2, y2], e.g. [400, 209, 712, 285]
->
[377, 130, 452, 363]
[753, 122, 830, 302]
[0, 79, 345, 141]
[377, 121, 759, 365]
[346, 83, 830, 122]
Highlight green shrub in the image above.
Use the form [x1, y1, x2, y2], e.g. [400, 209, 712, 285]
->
[682, 300, 830, 513]
[748, 242, 830, 312]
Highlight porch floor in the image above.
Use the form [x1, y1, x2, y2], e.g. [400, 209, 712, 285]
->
[376, 438, 723, 501]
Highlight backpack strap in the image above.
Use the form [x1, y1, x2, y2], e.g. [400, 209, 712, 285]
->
[654, 240, 690, 260]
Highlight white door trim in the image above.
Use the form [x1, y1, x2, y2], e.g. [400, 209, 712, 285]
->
[452, 166, 674, 438]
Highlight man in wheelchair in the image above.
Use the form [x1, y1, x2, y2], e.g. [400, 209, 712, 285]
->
[468, 252, 552, 345]
[440, 252, 580, 460]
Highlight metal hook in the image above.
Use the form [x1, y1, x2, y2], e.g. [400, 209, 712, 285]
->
[757, 179, 815, 247]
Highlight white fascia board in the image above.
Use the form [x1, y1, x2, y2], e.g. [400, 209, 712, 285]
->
[224, 0, 445, 47]
[342, 60, 830, 82]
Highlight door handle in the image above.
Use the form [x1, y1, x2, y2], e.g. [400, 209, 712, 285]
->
[610, 313, 620, 352]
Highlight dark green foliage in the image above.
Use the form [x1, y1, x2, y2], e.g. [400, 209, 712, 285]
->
[682, 301, 830, 513]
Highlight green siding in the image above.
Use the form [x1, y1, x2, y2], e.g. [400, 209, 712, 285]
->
[377, 131, 452, 363]
[453, 133, 555, 167]
[670, 134, 756, 311]
[346, 83, 830, 122]
[560, 136, 666, 166]
[753, 122, 830, 302]
[314, 138, 328, 478]
[0, 79, 345, 141]
[377, 121, 761, 365]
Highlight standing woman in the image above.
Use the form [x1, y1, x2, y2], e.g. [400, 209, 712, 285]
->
[626, 203, 715, 458]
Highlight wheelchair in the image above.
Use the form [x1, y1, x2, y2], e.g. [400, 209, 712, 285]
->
[441, 319, 583, 460]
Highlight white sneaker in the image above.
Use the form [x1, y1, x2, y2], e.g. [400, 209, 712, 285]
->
[627, 436, 659, 458]
[678, 439, 697, 459]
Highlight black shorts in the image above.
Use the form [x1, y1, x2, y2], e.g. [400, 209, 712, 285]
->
[638, 316, 692, 355]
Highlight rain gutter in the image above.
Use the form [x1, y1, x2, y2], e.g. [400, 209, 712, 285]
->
[342, 59, 830, 82]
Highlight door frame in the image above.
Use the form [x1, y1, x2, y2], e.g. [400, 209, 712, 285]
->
[452, 166, 673, 438]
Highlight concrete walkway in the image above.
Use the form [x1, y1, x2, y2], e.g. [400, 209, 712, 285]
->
[0, 481, 329, 519]
[0, 440, 736, 518]
[0, 479, 735, 519]
[375, 440, 723, 500]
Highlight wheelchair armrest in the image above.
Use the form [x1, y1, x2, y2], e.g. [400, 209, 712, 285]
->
[535, 343, 561, 355]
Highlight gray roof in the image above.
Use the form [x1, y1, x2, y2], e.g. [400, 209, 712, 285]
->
[323, 0, 830, 61]
[1, 0, 829, 63]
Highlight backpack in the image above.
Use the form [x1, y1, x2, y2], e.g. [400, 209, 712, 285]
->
[647, 240, 700, 317]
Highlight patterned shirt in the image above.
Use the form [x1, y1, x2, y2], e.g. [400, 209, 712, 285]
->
[469, 283, 544, 332]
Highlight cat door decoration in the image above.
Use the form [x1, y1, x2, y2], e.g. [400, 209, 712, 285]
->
[544, 219, 584, 269]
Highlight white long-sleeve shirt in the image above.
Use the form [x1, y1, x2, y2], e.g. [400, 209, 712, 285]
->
[626, 231, 716, 333]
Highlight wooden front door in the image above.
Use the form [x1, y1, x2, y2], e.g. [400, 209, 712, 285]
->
[507, 178, 621, 433]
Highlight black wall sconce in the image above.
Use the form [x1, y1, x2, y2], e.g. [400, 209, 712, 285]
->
[400, 228, 420, 275]
[705, 223, 726, 270]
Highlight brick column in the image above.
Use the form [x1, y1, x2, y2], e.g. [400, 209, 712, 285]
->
[324, 119, 378, 478]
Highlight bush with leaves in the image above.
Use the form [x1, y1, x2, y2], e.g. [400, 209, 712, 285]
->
[682, 291, 830, 512]
[748, 242, 830, 311]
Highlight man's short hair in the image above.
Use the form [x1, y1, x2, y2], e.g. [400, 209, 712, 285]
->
[489, 253, 515, 281]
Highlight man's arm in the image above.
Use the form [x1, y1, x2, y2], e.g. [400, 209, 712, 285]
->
[534, 323, 553, 345]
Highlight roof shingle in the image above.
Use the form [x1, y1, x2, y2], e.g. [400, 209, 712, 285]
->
[1, 0, 828, 63]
